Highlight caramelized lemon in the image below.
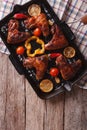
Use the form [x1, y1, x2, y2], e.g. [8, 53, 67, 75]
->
[40, 79, 53, 93]
[63, 46, 75, 58]
[28, 4, 41, 16]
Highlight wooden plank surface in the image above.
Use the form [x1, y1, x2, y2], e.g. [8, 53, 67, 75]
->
[0, 53, 25, 130]
[0, 53, 87, 130]
[64, 86, 87, 130]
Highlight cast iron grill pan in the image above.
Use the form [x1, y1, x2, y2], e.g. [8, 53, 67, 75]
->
[0, 0, 87, 99]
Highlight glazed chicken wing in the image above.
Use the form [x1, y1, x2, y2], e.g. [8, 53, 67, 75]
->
[7, 19, 30, 44]
[8, 19, 19, 31]
[45, 24, 69, 50]
[56, 55, 82, 80]
[7, 29, 30, 44]
[23, 55, 48, 80]
[24, 13, 50, 37]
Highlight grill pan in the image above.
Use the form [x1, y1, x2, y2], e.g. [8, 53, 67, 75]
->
[0, 0, 87, 99]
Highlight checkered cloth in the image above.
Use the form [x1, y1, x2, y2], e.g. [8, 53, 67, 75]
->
[0, 0, 87, 88]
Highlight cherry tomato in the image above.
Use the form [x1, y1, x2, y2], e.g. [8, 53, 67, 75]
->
[33, 28, 42, 37]
[50, 68, 59, 77]
[16, 46, 25, 55]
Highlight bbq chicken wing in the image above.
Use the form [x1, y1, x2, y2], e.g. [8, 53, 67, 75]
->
[7, 19, 30, 44]
[7, 29, 30, 44]
[45, 24, 69, 50]
[23, 55, 48, 80]
[24, 13, 50, 37]
[56, 55, 82, 80]
[8, 19, 19, 31]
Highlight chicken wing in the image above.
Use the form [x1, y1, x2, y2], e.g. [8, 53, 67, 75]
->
[7, 29, 30, 44]
[7, 19, 30, 44]
[24, 13, 50, 37]
[23, 55, 48, 80]
[8, 19, 19, 31]
[56, 55, 82, 80]
[45, 24, 69, 50]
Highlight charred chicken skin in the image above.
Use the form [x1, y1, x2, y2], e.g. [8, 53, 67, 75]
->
[24, 13, 50, 37]
[7, 19, 30, 44]
[45, 24, 69, 50]
[23, 55, 48, 80]
[56, 55, 82, 80]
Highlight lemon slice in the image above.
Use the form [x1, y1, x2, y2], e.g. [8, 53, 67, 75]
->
[40, 79, 53, 93]
[28, 4, 41, 16]
[63, 46, 75, 58]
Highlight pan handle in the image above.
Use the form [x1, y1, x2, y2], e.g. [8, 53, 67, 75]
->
[63, 81, 72, 91]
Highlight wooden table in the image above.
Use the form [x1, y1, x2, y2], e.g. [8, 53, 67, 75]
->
[0, 52, 87, 130]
